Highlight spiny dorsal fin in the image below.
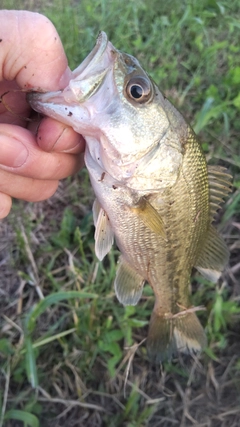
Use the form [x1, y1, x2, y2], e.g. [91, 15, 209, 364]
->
[130, 197, 166, 240]
[93, 199, 114, 261]
[208, 165, 232, 220]
[195, 224, 229, 283]
[114, 256, 145, 306]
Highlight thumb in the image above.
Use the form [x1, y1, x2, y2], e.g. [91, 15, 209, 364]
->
[0, 10, 71, 91]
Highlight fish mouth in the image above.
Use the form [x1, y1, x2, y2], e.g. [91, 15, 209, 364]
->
[64, 31, 112, 103]
[72, 31, 109, 79]
[28, 31, 116, 124]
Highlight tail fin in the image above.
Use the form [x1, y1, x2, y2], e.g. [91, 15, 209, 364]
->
[147, 310, 207, 363]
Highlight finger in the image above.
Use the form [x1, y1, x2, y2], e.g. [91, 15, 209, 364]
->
[0, 124, 84, 180]
[0, 192, 12, 219]
[0, 169, 59, 201]
[0, 82, 85, 152]
[0, 10, 71, 90]
[32, 117, 86, 154]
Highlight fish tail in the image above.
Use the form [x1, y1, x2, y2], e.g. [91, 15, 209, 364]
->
[147, 310, 207, 362]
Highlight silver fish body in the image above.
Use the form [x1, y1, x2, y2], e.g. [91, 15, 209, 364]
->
[28, 32, 231, 361]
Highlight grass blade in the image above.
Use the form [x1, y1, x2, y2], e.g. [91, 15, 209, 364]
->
[24, 291, 97, 387]
[25, 336, 38, 388]
[4, 409, 39, 427]
[26, 291, 97, 333]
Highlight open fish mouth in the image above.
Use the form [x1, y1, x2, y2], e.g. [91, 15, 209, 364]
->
[28, 31, 116, 120]
[63, 31, 114, 104]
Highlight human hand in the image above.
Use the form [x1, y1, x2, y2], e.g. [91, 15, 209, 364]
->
[0, 10, 85, 219]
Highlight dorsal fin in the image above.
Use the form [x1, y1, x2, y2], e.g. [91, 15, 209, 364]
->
[195, 224, 229, 283]
[208, 165, 232, 220]
[92, 199, 114, 261]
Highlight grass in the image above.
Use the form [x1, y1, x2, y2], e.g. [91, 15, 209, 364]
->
[0, 0, 240, 425]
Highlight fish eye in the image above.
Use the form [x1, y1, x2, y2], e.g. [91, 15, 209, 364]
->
[125, 76, 153, 104]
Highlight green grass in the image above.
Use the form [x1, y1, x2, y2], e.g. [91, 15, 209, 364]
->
[1, 0, 240, 426]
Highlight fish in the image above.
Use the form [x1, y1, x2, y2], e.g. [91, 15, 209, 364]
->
[28, 32, 232, 362]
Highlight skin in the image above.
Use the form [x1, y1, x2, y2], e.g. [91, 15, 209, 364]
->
[0, 10, 85, 219]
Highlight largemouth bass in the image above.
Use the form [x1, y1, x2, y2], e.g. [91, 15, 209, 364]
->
[28, 32, 231, 362]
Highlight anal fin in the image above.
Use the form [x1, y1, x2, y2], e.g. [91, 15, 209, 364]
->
[114, 256, 145, 306]
[92, 199, 114, 261]
[195, 224, 229, 282]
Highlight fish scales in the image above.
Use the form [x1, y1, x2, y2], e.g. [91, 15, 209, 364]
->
[99, 128, 209, 302]
[28, 31, 232, 362]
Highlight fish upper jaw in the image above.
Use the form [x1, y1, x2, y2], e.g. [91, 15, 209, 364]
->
[71, 32, 112, 80]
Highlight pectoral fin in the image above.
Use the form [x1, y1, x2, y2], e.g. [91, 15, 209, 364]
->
[114, 256, 145, 306]
[208, 165, 232, 220]
[130, 197, 166, 239]
[93, 199, 114, 261]
[195, 224, 229, 282]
